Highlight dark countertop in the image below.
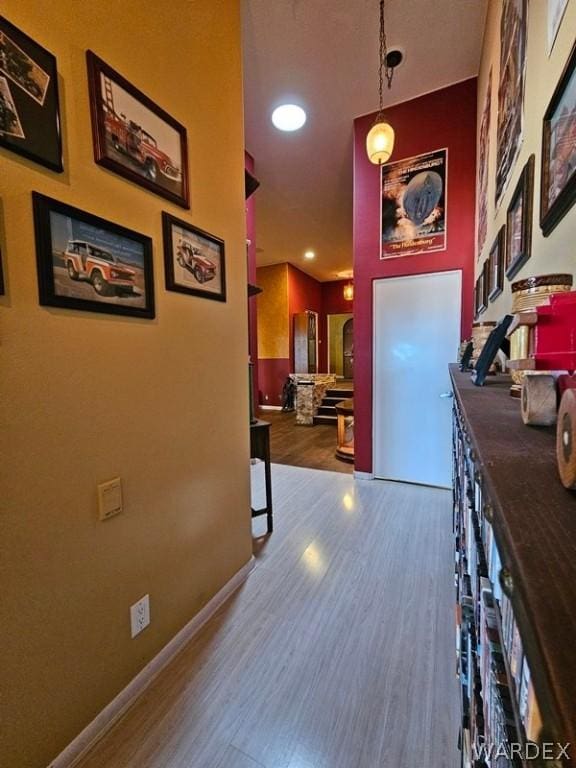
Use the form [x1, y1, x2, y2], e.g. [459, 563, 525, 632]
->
[450, 365, 576, 753]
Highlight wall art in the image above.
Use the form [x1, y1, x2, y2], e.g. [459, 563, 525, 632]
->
[87, 51, 189, 208]
[0, 16, 62, 171]
[540, 41, 576, 236]
[488, 225, 505, 301]
[495, 0, 527, 206]
[506, 154, 534, 279]
[380, 148, 447, 259]
[33, 192, 155, 318]
[547, 0, 569, 56]
[162, 212, 226, 302]
[477, 70, 492, 259]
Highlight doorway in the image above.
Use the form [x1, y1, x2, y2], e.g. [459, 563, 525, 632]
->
[373, 270, 461, 487]
[328, 313, 353, 379]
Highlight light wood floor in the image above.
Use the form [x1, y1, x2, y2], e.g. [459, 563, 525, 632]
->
[76, 465, 459, 768]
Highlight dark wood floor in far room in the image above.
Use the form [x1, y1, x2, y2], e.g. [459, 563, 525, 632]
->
[258, 409, 353, 474]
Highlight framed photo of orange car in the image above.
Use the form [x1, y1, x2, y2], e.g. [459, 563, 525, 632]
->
[32, 192, 155, 319]
[162, 212, 226, 302]
[86, 51, 189, 209]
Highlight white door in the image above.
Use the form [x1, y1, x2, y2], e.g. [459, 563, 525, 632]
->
[373, 270, 461, 487]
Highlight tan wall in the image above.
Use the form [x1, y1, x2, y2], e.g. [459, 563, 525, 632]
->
[256, 263, 289, 358]
[477, 0, 576, 318]
[0, 3, 251, 767]
[328, 313, 353, 376]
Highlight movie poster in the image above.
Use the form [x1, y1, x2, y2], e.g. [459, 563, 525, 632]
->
[495, 0, 527, 206]
[477, 71, 492, 259]
[380, 148, 447, 259]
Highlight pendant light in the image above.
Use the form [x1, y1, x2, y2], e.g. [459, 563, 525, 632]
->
[366, 0, 396, 165]
[343, 282, 354, 301]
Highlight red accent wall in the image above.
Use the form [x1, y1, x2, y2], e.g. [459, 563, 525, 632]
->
[245, 151, 259, 407]
[288, 264, 323, 372]
[258, 358, 290, 407]
[320, 280, 354, 372]
[353, 78, 477, 473]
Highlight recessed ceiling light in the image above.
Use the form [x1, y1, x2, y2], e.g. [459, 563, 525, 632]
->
[304, 250, 315, 260]
[272, 104, 307, 132]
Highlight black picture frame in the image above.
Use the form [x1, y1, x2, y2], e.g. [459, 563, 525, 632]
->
[162, 212, 226, 302]
[475, 268, 488, 317]
[0, 16, 63, 172]
[488, 225, 505, 301]
[540, 40, 576, 236]
[32, 192, 155, 319]
[87, 51, 189, 209]
[505, 154, 534, 280]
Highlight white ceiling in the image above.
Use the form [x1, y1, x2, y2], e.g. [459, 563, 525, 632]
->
[242, 0, 488, 281]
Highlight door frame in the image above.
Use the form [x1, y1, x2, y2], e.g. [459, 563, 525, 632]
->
[371, 269, 462, 487]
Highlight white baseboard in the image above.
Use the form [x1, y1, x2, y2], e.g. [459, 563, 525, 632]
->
[259, 405, 282, 411]
[354, 470, 374, 480]
[49, 557, 255, 768]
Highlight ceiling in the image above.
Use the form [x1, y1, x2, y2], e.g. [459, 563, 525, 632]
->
[242, 0, 488, 282]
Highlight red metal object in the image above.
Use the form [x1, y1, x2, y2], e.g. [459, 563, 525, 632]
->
[528, 291, 576, 372]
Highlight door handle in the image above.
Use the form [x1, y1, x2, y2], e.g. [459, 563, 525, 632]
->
[440, 391, 453, 399]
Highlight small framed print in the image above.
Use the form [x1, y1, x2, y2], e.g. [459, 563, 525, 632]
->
[475, 270, 487, 317]
[0, 16, 63, 171]
[87, 51, 189, 208]
[506, 154, 535, 280]
[162, 212, 226, 302]
[488, 226, 505, 301]
[540, 41, 576, 236]
[32, 192, 155, 319]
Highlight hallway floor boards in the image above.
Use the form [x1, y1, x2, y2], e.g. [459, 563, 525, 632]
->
[75, 465, 459, 768]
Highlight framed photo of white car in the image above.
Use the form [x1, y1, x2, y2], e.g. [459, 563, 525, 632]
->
[87, 51, 189, 209]
[32, 192, 155, 319]
[162, 212, 226, 302]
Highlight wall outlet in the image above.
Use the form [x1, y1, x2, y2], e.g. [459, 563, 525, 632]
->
[130, 594, 150, 638]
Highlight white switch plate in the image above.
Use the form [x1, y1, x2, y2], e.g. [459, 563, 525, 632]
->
[130, 594, 150, 638]
[98, 477, 122, 521]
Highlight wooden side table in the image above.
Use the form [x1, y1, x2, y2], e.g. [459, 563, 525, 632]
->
[250, 419, 273, 533]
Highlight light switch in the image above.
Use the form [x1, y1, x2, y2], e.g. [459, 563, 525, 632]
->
[98, 477, 123, 521]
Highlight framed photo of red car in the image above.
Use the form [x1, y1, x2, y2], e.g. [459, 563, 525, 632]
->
[0, 16, 63, 172]
[87, 51, 189, 209]
[32, 192, 155, 319]
[162, 213, 226, 302]
[540, 41, 576, 236]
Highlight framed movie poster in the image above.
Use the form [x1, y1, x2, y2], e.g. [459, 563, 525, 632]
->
[540, 42, 576, 236]
[87, 51, 189, 209]
[162, 212, 226, 302]
[495, 0, 527, 206]
[506, 155, 534, 279]
[32, 192, 155, 319]
[0, 16, 62, 171]
[477, 71, 492, 259]
[381, 148, 447, 259]
[488, 226, 505, 301]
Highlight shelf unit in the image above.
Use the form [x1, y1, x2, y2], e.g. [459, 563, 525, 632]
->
[450, 366, 576, 767]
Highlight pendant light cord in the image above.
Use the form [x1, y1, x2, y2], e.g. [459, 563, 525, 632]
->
[378, 0, 393, 120]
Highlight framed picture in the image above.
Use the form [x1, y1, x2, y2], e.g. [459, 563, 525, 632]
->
[0, 16, 62, 171]
[87, 51, 189, 209]
[162, 212, 226, 302]
[32, 192, 155, 319]
[506, 154, 534, 279]
[540, 41, 576, 236]
[488, 226, 505, 301]
[475, 271, 487, 317]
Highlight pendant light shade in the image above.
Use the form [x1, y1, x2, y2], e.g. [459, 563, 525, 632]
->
[343, 282, 354, 301]
[366, 120, 395, 165]
[366, 0, 398, 165]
